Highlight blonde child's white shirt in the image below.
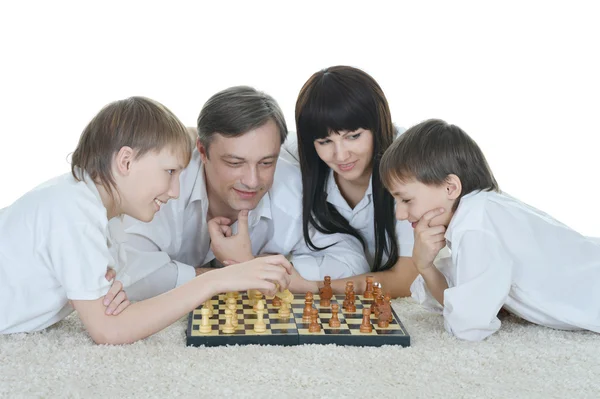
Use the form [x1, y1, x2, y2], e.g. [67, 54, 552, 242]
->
[324, 170, 415, 264]
[0, 171, 126, 334]
[118, 148, 369, 295]
[410, 190, 600, 341]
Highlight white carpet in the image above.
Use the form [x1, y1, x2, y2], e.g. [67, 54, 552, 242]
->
[1, 298, 599, 399]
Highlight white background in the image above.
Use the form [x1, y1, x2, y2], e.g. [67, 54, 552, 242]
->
[1, 1, 599, 236]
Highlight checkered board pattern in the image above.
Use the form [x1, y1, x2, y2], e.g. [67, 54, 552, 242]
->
[186, 293, 410, 347]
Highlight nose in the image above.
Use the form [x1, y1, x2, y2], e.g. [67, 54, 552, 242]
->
[334, 142, 350, 163]
[240, 164, 259, 189]
[168, 175, 180, 199]
[395, 203, 409, 221]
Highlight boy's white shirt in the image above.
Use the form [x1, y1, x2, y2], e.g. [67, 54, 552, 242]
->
[0, 171, 127, 333]
[411, 190, 600, 341]
[118, 148, 370, 298]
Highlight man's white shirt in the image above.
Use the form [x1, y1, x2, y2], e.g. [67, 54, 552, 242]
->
[411, 190, 600, 341]
[117, 149, 370, 299]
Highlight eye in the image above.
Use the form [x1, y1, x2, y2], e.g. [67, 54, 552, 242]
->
[401, 199, 411, 204]
[316, 139, 331, 146]
[226, 162, 243, 167]
[167, 169, 176, 175]
[260, 161, 274, 167]
[348, 133, 362, 140]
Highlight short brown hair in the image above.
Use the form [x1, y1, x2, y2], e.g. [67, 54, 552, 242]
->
[380, 119, 499, 209]
[71, 96, 192, 198]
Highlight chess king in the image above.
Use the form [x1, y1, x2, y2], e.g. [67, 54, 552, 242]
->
[115, 86, 370, 301]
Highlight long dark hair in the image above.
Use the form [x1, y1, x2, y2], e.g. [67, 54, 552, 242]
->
[295, 66, 399, 272]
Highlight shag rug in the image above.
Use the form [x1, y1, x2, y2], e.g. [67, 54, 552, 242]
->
[1, 297, 598, 398]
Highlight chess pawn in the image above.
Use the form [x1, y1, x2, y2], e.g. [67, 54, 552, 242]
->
[343, 281, 355, 311]
[226, 297, 238, 328]
[360, 308, 373, 333]
[308, 308, 321, 333]
[254, 300, 267, 333]
[364, 276, 374, 299]
[302, 292, 314, 323]
[329, 303, 341, 328]
[199, 307, 212, 333]
[278, 295, 291, 319]
[253, 291, 264, 312]
[371, 284, 382, 315]
[222, 308, 235, 334]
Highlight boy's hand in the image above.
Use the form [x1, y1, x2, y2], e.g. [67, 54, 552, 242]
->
[412, 208, 447, 273]
[212, 255, 293, 297]
[103, 268, 130, 315]
[208, 210, 253, 263]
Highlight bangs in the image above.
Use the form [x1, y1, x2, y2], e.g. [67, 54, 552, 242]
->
[297, 80, 375, 141]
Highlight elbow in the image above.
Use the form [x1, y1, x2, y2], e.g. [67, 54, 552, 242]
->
[87, 325, 130, 345]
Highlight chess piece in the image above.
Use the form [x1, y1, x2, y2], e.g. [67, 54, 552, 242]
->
[377, 294, 392, 328]
[199, 307, 212, 333]
[364, 276, 374, 299]
[344, 282, 356, 312]
[371, 283, 382, 315]
[319, 276, 333, 307]
[360, 308, 373, 333]
[226, 297, 238, 328]
[254, 300, 267, 333]
[302, 292, 314, 322]
[308, 308, 321, 333]
[329, 303, 341, 328]
[271, 295, 282, 307]
[278, 291, 292, 319]
[223, 308, 235, 333]
[253, 291, 264, 312]
[202, 299, 214, 317]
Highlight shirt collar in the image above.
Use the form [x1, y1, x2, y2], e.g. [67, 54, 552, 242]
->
[325, 168, 373, 212]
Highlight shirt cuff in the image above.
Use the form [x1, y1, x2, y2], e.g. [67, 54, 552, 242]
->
[289, 256, 322, 281]
[174, 261, 196, 287]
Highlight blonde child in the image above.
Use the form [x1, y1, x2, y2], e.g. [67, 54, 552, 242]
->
[0, 97, 291, 343]
[379, 118, 600, 341]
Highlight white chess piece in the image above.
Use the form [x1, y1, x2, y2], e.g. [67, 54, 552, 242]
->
[199, 307, 212, 334]
[223, 308, 235, 334]
[226, 297, 238, 328]
[254, 300, 267, 333]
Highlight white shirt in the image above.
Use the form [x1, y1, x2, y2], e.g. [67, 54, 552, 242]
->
[118, 149, 369, 298]
[281, 130, 415, 268]
[0, 171, 127, 333]
[411, 190, 600, 341]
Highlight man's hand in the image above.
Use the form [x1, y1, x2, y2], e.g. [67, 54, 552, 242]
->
[412, 208, 447, 273]
[103, 268, 130, 315]
[207, 210, 253, 264]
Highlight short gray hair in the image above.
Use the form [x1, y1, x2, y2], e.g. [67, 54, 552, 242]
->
[196, 86, 288, 156]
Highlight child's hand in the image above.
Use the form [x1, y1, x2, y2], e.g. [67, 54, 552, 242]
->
[211, 255, 293, 297]
[412, 208, 447, 273]
[103, 268, 130, 315]
[208, 210, 254, 264]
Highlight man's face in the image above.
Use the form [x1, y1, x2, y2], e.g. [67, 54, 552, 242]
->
[199, 119, 281, 215]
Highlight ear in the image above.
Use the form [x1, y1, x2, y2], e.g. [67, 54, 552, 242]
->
[445, 174, 462, 200]
[197, 139, 209, 163]
[114, 146, 135, 176]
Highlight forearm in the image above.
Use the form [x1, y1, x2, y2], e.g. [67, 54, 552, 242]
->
[419, 265, 448, 306]
[78, 274, 219, 345]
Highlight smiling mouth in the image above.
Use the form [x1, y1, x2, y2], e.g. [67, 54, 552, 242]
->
[338, 161, 356, 171]
[233, 188, 258, 198]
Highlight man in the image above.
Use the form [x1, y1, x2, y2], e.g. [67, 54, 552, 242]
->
[120, 86, 369, 300]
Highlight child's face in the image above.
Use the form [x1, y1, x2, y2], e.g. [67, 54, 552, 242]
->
[119, 147, 185, 222]
[313, 129, 374, 184]
[388, 177, 457, 228]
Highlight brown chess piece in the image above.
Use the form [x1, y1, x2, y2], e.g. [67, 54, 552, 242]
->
[343, 281, 356, 311]
[302, 292, 314, 323]
[360, 308, 373, 333]
[371, 284, 382, 315]
[329, 303, 341, 328]
[377, 293, 392, 328]
[319, 276, 333, 307]
[308, 308, 321, 333]
[364, 276, 374, 299]
[271, 295, 282, 307]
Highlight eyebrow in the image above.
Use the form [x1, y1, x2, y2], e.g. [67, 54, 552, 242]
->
[221, 154, 279, 161]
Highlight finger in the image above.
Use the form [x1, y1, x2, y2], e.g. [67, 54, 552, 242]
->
[207, 218, 227, 239]
[417, 225, 446, 238]
[416, 208, 445, 230]
[105, 268, 116, 282]
[222, 260, 239, 266]
[257, 281, 278, 297]
[103, 280, 122, 306]
[262, 265, 292, 290]
[264, 254, 293, 274]
[111, 299, 131, 316]
[218, 225, 232, 237]
[237, 209, 249, 235]
[105, 291, 127, 315]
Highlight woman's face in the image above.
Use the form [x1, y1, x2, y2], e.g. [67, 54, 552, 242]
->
[313, 128, 374, 183]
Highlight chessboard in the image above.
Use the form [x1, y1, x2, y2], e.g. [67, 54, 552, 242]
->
[186, 292, 410, 347]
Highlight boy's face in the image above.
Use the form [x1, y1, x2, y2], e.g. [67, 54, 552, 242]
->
[388, 177, 458, 228]
[199, 119, 281, 215]
[120, 147, 184, 222]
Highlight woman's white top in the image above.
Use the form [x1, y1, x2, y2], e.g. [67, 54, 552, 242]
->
[0, 171, 126, 334]
[411, 190, 600, 341]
